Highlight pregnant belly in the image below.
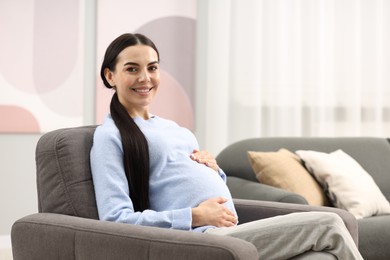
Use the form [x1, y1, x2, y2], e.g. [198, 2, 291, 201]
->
[149, 159, 233, 211]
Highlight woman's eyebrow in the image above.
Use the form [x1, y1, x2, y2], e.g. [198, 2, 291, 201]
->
[123, 61, 159, 66]
[123, 62, 139, 66]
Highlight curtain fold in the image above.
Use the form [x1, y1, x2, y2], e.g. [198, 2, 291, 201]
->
[196, 0, 390, 155]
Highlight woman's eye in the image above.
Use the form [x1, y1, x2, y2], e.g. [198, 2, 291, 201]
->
[148, 66, 158, 71]
[127, 67, 137, 72]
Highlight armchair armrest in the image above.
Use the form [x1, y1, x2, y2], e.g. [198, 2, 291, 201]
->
[233, 199, 358, 246]
[227, 176, 308, 204]
[11, 213, 258, 260]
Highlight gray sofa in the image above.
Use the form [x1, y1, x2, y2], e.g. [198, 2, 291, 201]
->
[11, 126, 358, 260]
[216, 137, 390, 260]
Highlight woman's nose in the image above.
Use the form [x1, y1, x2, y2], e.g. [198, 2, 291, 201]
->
[138, 69, 151, 82]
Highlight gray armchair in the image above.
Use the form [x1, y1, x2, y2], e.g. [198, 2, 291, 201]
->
[11, 126, 358, 260]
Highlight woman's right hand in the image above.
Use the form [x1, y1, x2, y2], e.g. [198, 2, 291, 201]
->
[191, 197, 237, 228]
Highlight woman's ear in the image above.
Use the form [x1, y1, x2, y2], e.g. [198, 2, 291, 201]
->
[104, 68, 116, 87]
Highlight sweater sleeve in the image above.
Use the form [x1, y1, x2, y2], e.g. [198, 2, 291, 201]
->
[90, 125, 192, 230]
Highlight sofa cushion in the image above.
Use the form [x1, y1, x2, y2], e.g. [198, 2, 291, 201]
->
[358, 215, 390, 260]
[296, 149, 390, 219]
[247, 149, 329, 206]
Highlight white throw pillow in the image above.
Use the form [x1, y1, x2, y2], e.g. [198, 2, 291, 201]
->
[296, 149, 390, 219]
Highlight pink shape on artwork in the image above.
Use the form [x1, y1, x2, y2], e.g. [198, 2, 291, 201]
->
[0, 105, 40, 133]
[150, 71, 194, 130]
[33, 0, 79, 94]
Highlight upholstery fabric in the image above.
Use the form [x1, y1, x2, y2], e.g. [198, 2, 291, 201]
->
[227, 176, 308, 204]
[358, 215, 390, 260]
[36, 125, 98, 219]
[12, 213, 257, 260]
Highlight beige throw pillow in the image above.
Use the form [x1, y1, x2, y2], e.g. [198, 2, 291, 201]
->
[248, 149, 329, 206]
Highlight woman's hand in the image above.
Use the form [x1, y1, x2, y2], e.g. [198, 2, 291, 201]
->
[190, 149, 220, 172]
[191, 197, 237, 228]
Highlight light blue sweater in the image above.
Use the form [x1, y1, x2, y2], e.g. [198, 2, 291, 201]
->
[90, 115, 237, 232]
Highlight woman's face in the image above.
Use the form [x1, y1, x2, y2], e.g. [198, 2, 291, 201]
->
[105, 44, 160, 118]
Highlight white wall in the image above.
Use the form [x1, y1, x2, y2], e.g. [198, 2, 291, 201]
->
[0, 135, 40, 234]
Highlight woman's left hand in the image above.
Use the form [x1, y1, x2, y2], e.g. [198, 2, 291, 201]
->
[190, 149, 220, 172]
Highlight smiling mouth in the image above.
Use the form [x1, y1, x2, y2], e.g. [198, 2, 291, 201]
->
[132, 87, 154, 93]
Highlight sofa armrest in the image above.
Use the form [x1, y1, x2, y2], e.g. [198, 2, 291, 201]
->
[11, 213, 258, 260]
[233, 199, 358, 246]
[227, 176, 308, 204]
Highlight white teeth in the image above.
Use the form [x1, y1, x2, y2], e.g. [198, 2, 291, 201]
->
[133, 88, 152, 93]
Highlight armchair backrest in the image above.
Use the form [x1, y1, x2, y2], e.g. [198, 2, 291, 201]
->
[36, 125, 99, 219]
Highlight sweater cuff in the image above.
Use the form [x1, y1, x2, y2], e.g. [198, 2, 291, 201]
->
[172, 207, 192, 230]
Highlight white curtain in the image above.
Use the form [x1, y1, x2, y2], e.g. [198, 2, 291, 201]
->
[195, 0, 390, 155]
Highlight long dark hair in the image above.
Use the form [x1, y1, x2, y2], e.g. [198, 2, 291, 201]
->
[100, 33, 160, 211]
